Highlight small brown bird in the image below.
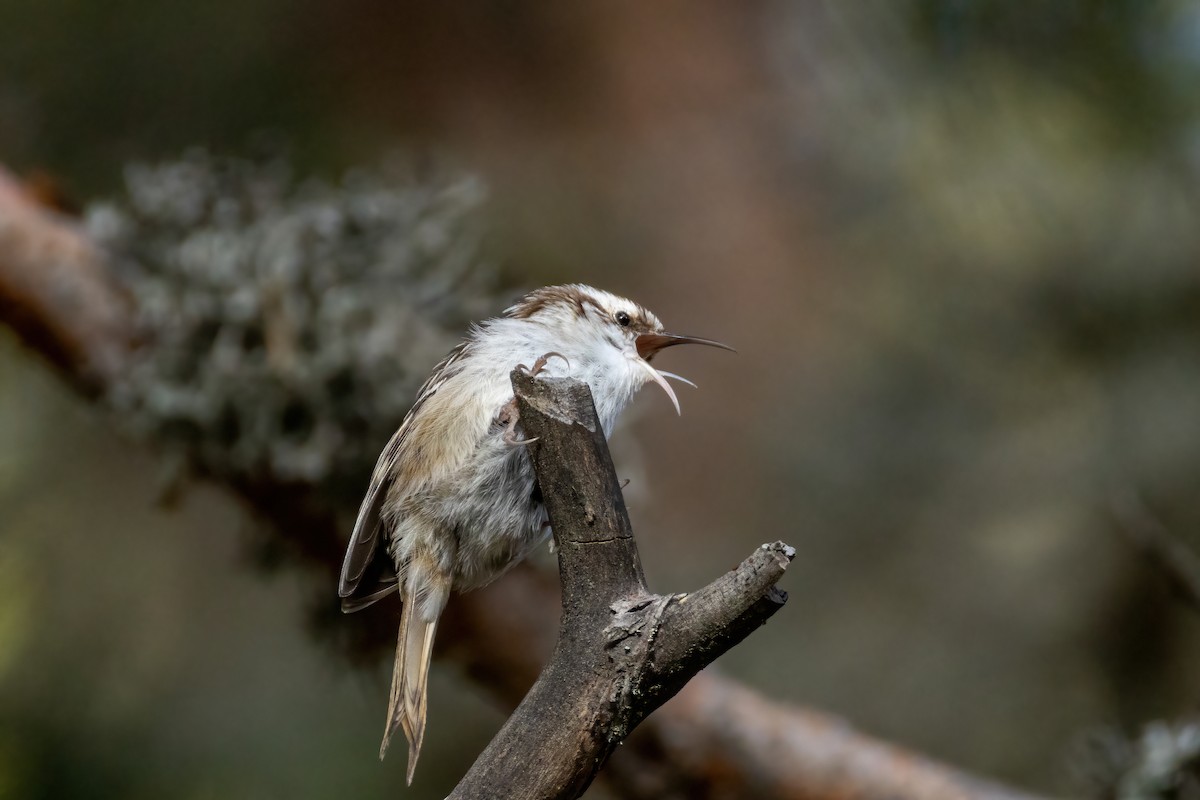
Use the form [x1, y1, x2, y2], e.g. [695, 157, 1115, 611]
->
[338, 284, 731, 783]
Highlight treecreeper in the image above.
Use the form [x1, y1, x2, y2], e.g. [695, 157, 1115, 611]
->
[338, 284, 732, 784]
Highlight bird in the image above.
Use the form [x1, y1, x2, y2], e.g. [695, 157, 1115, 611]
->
[337, 283, 732, 784]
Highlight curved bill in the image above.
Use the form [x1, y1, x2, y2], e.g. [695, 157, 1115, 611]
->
[635, 332, 735, 361]
[657, 370, 697, 388]
[634, 357, 681, 415]
[632, 332, 733, 414]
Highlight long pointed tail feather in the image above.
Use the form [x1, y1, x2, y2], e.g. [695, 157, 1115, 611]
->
[379, 590, 438, 786]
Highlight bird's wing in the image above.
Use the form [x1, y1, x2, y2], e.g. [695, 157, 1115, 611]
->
[338, 342, 471, 611]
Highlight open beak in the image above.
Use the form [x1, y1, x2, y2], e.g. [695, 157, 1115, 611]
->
[632, 332, 735, 415]
[635, 333, 736, 361]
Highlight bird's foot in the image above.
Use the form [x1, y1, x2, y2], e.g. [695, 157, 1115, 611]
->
[505, 353, 568, 445]
[498, 398, 538, 446]
[517, 351, 569, 377]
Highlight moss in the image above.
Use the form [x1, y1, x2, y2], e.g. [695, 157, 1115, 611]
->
[87, 150, 511, 505]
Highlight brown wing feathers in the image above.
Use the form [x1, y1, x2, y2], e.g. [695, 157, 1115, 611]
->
[338, 342, 471, 612]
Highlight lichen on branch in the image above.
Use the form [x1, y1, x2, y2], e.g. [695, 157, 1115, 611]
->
[85, 151, 510, 501]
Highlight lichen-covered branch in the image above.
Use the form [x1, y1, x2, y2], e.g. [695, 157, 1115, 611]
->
[0, 161, 1048, 800]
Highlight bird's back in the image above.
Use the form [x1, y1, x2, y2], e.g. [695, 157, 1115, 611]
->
[339, 330, 548, 609]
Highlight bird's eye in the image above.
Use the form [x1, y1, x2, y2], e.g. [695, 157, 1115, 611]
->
[615, 311, 631, 327]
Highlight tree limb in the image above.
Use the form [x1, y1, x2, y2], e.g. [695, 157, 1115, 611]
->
[0, 164, 1048, 800]
[448, 372, 792, 799]
[0, 170, 132, 391]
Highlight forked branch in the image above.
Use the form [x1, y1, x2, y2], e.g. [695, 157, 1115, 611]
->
[448, 372, 792, 799]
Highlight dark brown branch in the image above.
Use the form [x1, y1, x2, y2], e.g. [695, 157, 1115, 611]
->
[450, 373, 792, 799]
[0, 165, 1049, 800]
[514, 372, 648, 610]
[649, 545, 792, 693]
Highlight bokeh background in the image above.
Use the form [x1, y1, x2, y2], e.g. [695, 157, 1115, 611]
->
[3, 1, 1200, 798]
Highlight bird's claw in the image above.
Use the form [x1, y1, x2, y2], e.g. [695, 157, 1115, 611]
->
[517, 351, 569, 377]
[505, 352, 567, 444]
[504, 429, 538, 447]
[498, 398, 538, 446]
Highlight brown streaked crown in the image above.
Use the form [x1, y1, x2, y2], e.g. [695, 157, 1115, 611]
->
[505, 285, 661, 334]
[506, 285, 598, 319]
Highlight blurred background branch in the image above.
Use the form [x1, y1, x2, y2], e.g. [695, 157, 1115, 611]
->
[0, 169, 131, 389]
[0, 159, 1044, 800]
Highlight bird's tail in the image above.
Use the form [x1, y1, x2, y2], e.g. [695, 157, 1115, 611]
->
[380, 589, 438, 786]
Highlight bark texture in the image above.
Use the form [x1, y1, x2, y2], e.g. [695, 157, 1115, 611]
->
[448, 372, 792, 799]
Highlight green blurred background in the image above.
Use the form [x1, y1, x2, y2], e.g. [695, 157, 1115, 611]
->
[3, 1, 1200, 797]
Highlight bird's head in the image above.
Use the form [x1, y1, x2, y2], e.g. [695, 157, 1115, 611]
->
[505, 284, 733, 414]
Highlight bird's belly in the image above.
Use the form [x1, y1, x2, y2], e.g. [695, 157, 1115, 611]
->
[435, 438, 548, 591]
